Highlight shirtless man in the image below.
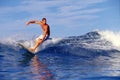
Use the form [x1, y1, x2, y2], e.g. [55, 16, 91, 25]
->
[26, 18, 50, 52]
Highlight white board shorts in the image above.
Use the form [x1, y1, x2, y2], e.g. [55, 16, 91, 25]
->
[36, 35, 49, 41]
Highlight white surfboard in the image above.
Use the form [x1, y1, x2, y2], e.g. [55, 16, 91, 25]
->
[18, 42, 36, 54]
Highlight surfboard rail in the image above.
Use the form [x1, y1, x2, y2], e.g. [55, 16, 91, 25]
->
[18, 42, 36, 54]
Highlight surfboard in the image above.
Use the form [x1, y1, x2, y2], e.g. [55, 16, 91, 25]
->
[18, 42, 36, 54]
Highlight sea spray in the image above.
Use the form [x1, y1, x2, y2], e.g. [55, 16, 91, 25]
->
[99, 30, 120, 49]
[39, 37, 63, 51]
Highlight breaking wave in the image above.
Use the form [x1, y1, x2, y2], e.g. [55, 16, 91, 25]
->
[0, 30, 120, 56]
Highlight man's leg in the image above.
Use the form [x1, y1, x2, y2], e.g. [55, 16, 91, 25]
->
[30, 39, 43, 52]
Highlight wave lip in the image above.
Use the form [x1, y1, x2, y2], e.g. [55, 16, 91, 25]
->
[99, 30, 120, 49]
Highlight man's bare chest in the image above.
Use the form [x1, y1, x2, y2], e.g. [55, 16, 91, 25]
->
[41, 25, 47, 31]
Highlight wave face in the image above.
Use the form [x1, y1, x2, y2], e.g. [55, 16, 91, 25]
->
[0, 30, 120, 56]
[39, 31, 120, 57]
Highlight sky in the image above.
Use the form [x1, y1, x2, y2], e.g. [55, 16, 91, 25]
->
[0, 0, 120, 38]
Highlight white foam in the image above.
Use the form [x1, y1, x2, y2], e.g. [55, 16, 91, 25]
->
[38, 38, 63, 51]
[1, 37, 16, 46]
[0, 34, 30, 46]
[0, 34, 63, 52]
[99, 30, 120, 49]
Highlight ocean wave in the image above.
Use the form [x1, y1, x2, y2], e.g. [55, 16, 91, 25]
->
[0, 30, 120, 56]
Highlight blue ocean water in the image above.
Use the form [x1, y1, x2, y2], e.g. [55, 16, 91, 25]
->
[0, 31, 120, 80]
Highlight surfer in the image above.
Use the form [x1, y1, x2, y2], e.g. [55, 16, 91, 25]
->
[26, 18, 50, 52]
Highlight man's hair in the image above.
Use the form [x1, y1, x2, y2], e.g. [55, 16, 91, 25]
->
[42, 18, 46, 21]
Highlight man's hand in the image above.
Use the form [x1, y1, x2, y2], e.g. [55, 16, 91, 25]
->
[26, 20, 36, 26]
[26, 22, 30, 26]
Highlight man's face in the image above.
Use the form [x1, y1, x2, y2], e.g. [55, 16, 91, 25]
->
[42, 20, 46, 24]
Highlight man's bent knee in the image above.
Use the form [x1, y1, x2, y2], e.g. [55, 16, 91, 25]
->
[36, 39, 42, 43]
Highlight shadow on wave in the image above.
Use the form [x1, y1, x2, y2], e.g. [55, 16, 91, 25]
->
[84, 76, 120, 80]
[40, 45, 120, 58]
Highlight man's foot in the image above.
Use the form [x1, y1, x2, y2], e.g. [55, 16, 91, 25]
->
[29, 48, 35, 52]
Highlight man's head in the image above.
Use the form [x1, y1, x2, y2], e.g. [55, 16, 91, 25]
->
[42, 18, 47, 24]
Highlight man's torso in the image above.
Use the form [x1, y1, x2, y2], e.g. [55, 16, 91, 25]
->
[39, 23, 50, 36]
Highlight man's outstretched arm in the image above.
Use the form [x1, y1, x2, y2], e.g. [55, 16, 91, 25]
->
[26, 20, 41, 25]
